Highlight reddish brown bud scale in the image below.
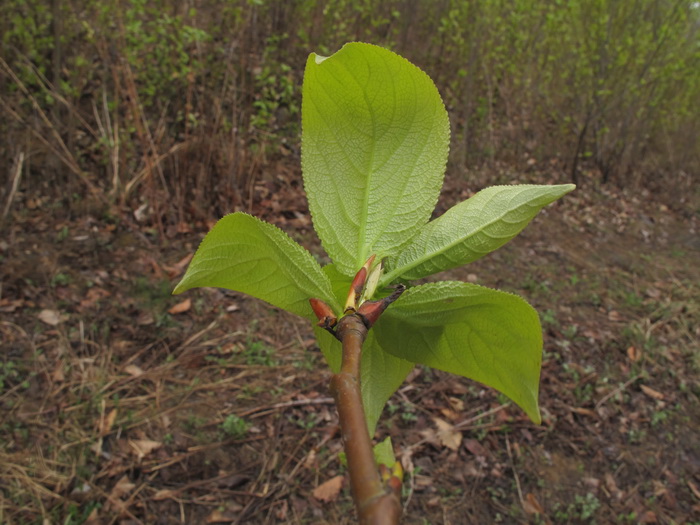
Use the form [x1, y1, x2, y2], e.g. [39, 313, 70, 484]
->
[309, 298, 337, 327]
[356, 284, 406, 328]
[351, 266, 368, 296]
[387, 475, 402, 495]
[356, 299, 385, 328]
[345, 266, 368, 312]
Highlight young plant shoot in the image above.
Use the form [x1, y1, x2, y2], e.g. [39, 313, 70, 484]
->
[174, 43, 574, 524]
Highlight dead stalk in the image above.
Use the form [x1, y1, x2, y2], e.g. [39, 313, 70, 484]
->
[3, 152, 24, 221]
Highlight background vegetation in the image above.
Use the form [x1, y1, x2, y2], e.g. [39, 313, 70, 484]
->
[2, 0, 698, 223]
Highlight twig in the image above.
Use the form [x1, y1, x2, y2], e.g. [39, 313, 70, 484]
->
[454, 402, 511, 431]
[237, 397, 335, 418]
[331, 314, 402, 525]
[505, 436, 524, 507]
[0, 57, 101, 197]
[595, 375, 639, 410]
[2, 151, 24, 221]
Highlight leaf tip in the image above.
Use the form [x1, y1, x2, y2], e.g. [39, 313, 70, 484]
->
[313, 53, 329, 65]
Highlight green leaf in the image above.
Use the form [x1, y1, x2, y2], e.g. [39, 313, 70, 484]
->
[375, 281, 543, 423]
[373, 437, 396, 469]
[315, 327, 414, 436]
[173, 212, 337, 319]
[382, 184, 575, 284]
[302, 42, 450, 275]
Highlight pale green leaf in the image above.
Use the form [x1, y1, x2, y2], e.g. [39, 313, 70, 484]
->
[315, 327, 414, 436]
[375, 281, 542, 423]
[302, 42, 449, 275]
[382, 184, 575, 284]
[173, 213, 337, 319]
[373, 437, 396, 469]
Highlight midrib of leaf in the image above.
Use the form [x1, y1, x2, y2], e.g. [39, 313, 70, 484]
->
[353, 56, 377, 268]
[365, 65, 428, 253]
[327, 50, 427, 269]
[356, 52, 425, 266]
[379, 192, 533, 286]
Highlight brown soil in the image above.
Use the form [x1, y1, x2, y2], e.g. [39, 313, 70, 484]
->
[1, 171, 698, 524]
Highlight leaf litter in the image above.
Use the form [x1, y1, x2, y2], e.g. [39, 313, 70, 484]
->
[0, 171, 698, 523]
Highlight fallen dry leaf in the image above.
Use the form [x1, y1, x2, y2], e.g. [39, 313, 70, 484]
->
[522, 492, 544, 514]
[0, 298, 24, 313]
[124, 364, 144, 377]
[99, 409, 118, 435]
[605, 473, 623, 499]
[464, 438, 490, 458]
[153, 488, 178, 501]
[570, 406, 597, 417]
[608, 310, 622, 322]
[440, 407, 459, 420]
[627, 346, 642, 362]
[137, 311, 155, 326]
[434, 417, 462, 451]
[163, 253, 193, 278]
[312, 475, 344, 502]
[448, 396, 464, 412]
[110, 475, 135, 499]
[52, 361, 65, 382]
[640, 384, 664, 400]
[129, 439, 161, 460]
[80, 287, 111, 309]
[168, 298, 191, 314]
[463, 460, 486, 478]
[38, 309, 61, 326]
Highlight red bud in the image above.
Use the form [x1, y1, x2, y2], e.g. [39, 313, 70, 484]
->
[356, 299, 385, 327]
[345, 266, 367, 312]
[387, 474, 402, 496]
[356, 284, 406, 328]
[309, 298, 337, 328]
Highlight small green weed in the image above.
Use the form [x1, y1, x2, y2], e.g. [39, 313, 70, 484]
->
[0, 360, 19, 389]
[243, 339, 278, 366]
[51, 272, 72, 286]
[220, 414, 249, 439]
[553, 492, 601, 522]
[541, 309, 557, 327]
[57, 226, 70, 241]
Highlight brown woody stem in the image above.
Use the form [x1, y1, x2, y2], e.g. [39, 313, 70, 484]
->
[331, 314, 402, 525]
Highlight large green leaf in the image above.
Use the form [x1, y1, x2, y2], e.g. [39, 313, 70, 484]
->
[302, 42, 450, 275]
[315, 327, 414, 437]
[382, 184, 575, 284]
[173, 213, 337, 319]
[375, 281, 543, 423]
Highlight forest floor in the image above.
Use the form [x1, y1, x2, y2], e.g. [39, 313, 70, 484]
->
[1, 167, 699, 525]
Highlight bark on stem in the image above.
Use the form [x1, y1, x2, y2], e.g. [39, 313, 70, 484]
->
[331, 314, 402, 525]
